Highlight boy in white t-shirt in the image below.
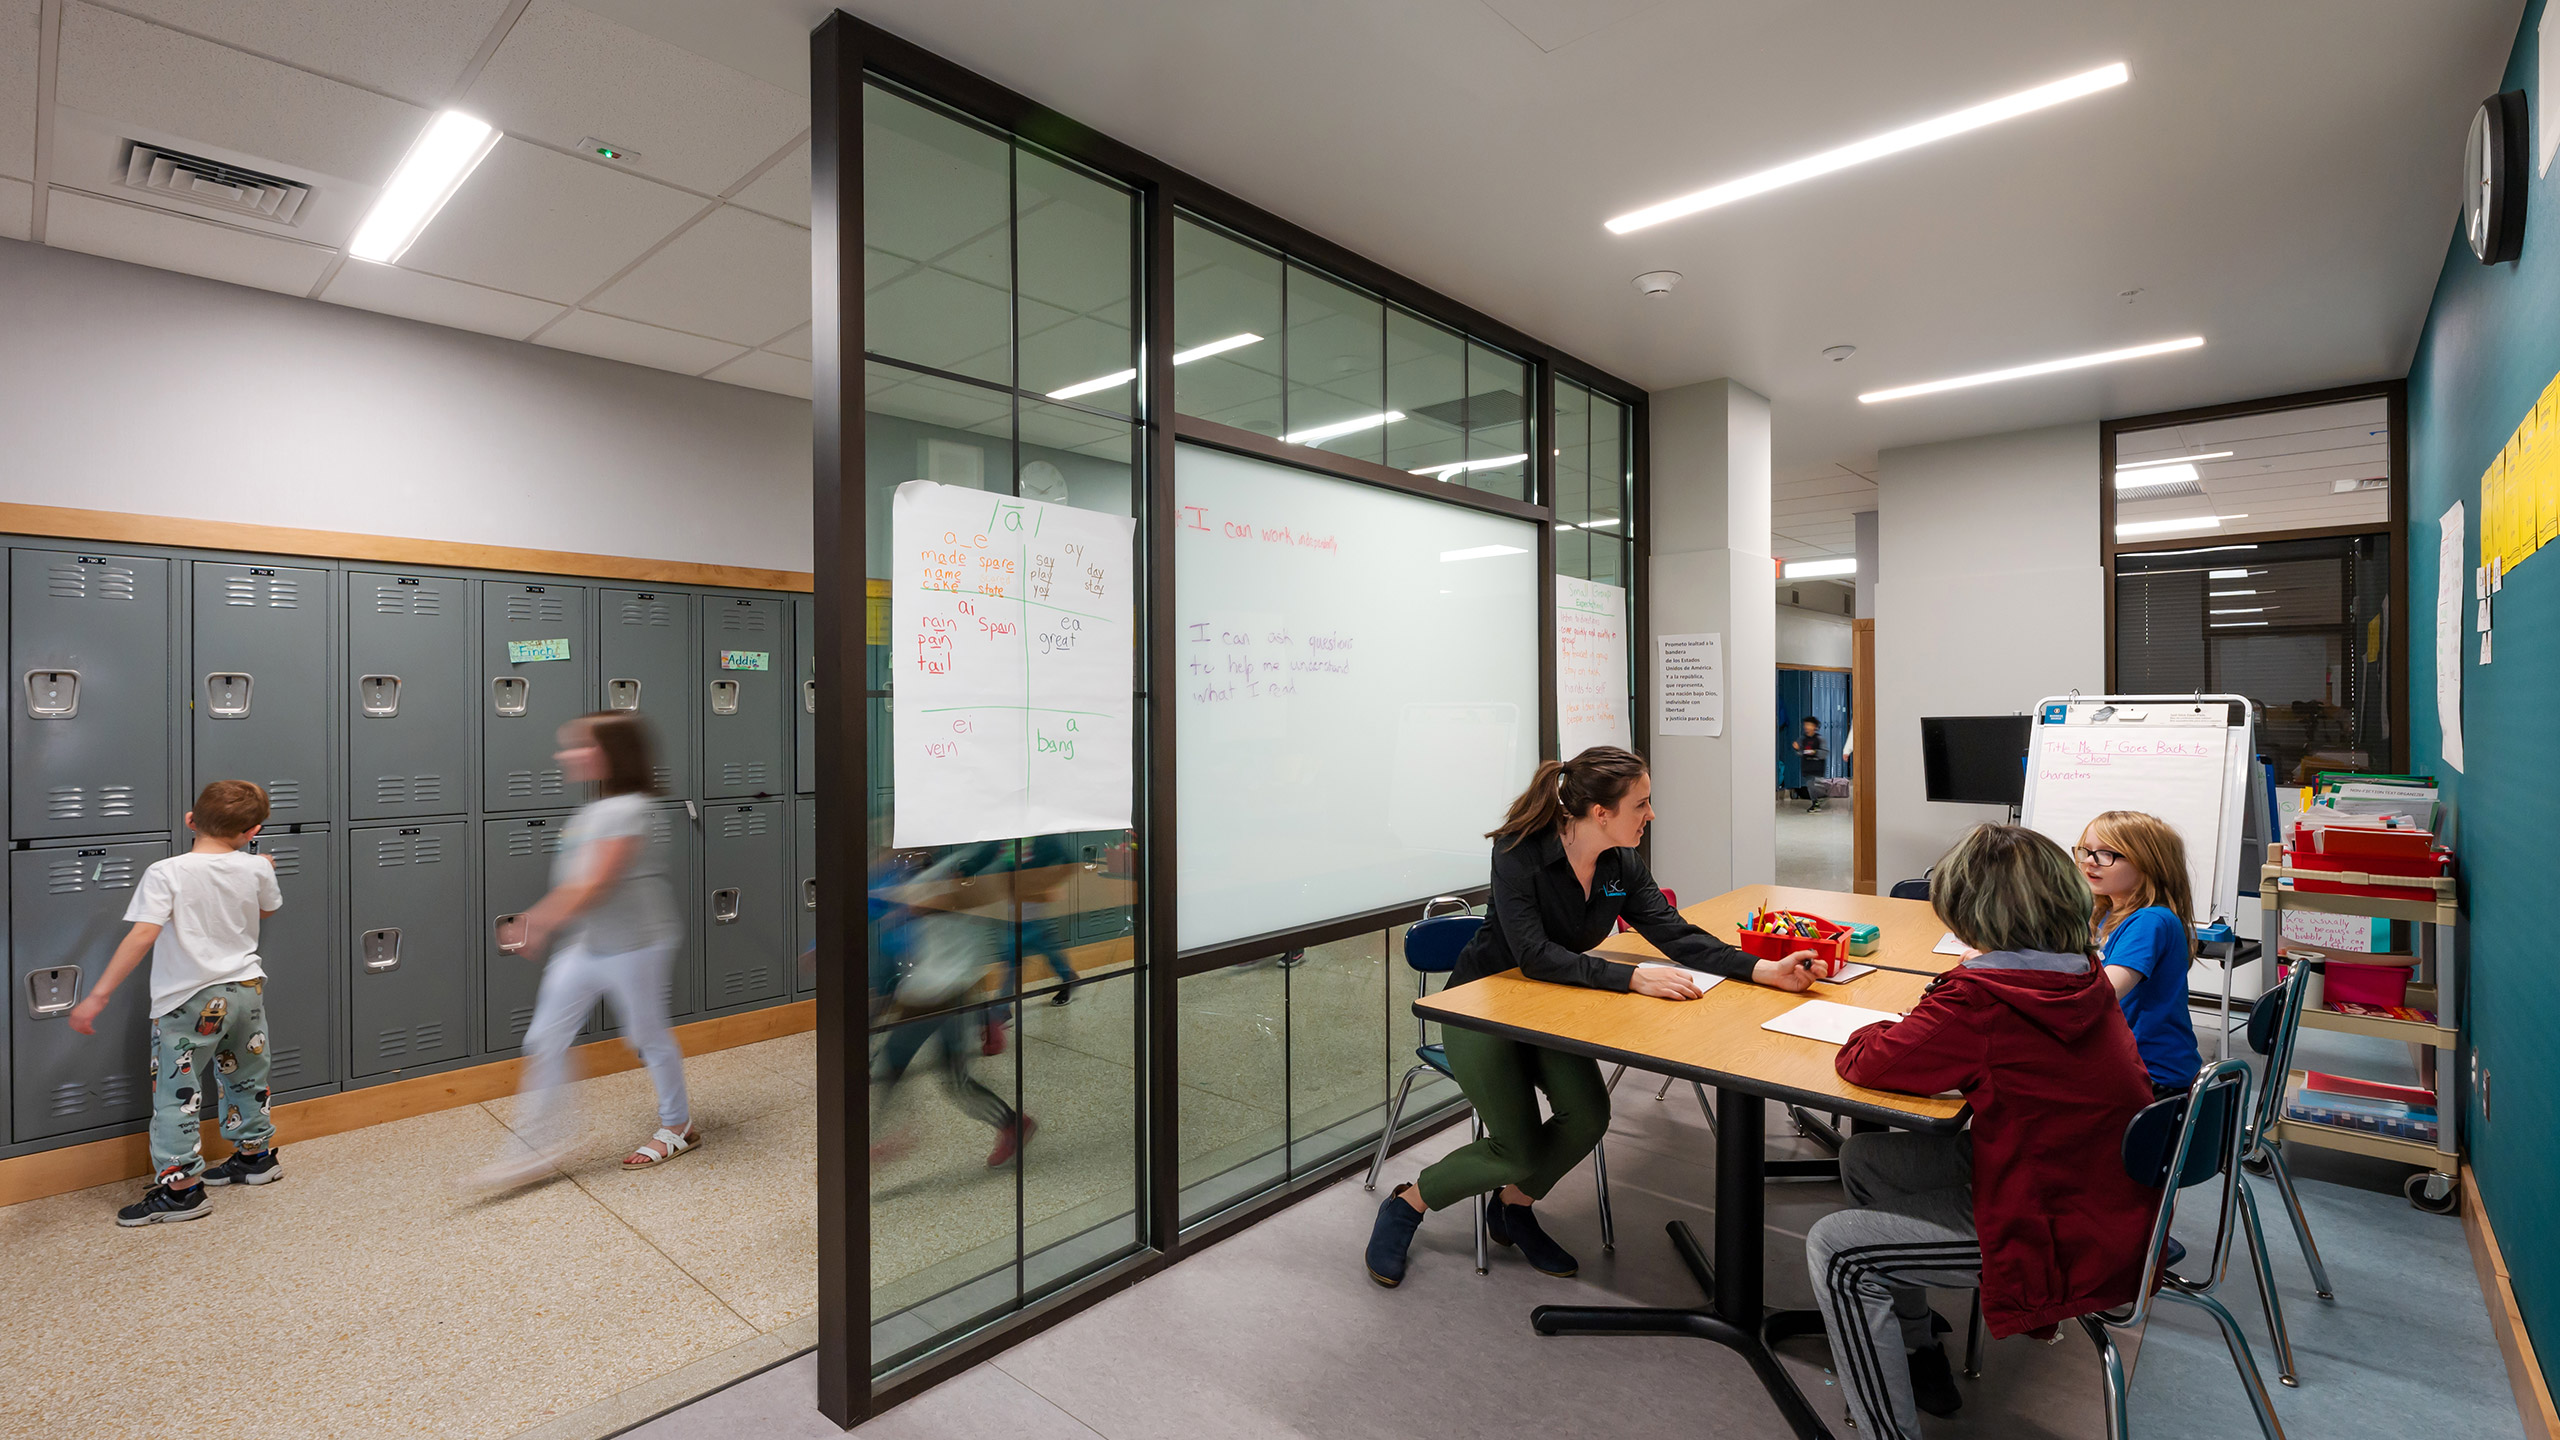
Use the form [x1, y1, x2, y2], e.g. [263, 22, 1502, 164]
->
[69, 780, 285, 1226]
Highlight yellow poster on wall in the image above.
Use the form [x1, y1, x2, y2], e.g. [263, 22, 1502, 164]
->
[2542, 382, 2560, 548]
[2484, 446, 2506, 569]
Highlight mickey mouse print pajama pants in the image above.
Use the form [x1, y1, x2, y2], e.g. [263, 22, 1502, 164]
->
[149, 981, 275, 1184]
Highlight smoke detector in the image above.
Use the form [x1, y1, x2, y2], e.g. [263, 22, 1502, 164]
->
[1633, 270, 1681, 296]
[1822, 345, 1857, 363]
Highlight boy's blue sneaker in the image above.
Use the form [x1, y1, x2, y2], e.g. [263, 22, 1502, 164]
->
[116, 1182, 211, 1227]
[202, 1147, 282, 1186]
[1366, 1184, 1427, 1288]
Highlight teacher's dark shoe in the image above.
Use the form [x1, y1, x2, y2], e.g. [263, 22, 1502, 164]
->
[1366, 1185, 1426, 1288]
[1494, 1199, 1578, 1278]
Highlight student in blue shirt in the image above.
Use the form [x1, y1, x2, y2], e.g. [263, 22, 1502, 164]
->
[2076, 809, 2202, 1098]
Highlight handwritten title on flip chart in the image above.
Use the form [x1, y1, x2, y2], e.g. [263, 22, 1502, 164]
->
[1655, 632, 1722, 736]
[891, 480, 1135, 848]
[1556, 576, 1630, 757]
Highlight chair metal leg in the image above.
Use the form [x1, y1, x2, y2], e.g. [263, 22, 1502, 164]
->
[2081, 1317, 2130, 1440]
[1607, 1063, 1627, 1092]
[2261, 1144, 2335, 1300]
[1594, 1139, 1616, 1253]
[1693, 1082, 1718, 1137]
[2238, 1180, 2300, 1386]
[1965, 1288, 1986, 1378]
[1655, 1073, 1675, 1100]
[1365, 1066, 1423, 1191]
[2163, 1291, 2290, 1440]
[1471, 1114, 1490, 1275]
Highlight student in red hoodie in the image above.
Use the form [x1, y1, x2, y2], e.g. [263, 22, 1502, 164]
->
[1805, 824, 2159, 1440]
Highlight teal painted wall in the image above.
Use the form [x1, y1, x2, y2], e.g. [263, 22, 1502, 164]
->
[2407, 0, 2560, 1393]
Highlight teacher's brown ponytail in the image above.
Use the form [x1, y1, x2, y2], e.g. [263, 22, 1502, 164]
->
[1487, 745, 1649, 845]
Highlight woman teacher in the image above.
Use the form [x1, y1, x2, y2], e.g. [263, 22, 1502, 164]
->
[1365, 745, 1820, 1288]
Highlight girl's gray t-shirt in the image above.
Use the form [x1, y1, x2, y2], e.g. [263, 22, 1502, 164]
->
[553, 792, 678, 954]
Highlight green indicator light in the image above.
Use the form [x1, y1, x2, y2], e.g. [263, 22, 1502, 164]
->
[595, 146, 620, 159]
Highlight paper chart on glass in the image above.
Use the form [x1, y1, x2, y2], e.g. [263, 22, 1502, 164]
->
[2436, 501, 2464, 771]
[1556, 575, 1631, 757]
[891, 479, 1136, 847]
[1656, 632, 1723, 736]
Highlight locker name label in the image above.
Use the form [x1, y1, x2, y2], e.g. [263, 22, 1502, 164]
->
[507, 638, 574, 663]
[719, 651, 771, 671]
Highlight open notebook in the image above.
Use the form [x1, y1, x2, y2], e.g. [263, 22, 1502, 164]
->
[1761, 999, 1902, 1046]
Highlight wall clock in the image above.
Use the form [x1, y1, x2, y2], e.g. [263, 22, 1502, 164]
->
[2466, 89, 2530, 265]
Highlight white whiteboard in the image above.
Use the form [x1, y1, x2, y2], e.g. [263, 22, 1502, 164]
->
[1176, 443, 1540, 950]
[1556, 576, 1631, 757]
[2021, 697, 2253, 924]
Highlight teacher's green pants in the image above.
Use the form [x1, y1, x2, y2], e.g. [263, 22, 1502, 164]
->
[1415, 1025, 1611, 1212]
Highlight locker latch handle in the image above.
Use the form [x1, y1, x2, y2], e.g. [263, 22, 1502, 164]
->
[361, 927, 402, 973]
[606, 678, 642, 712]
[802, 878, 817, 910]
[802, 679, 817, 714]
[709, 679, 741, 715]
[23, 669, 78, 719]
[491, 676, 530, 717]
[204, 672, 253, 717]
[712, 887, 742, 924]
[25, 965, 81, 1019]
[495, 914, 528, 955]
[359, 675, 401, 718]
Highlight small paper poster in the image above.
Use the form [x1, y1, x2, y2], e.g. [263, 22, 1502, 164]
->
[506, 638, 571, 663]
[720, 650, 771, 671]
[1656, 632, 1723, 737]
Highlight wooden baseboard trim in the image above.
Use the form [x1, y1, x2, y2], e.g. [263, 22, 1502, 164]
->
[0, 1000, 815, 1209]
[2466, 1165, 2560, 1440]
[0, 501, 814, 592]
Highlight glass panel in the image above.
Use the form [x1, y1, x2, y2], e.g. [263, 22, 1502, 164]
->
[1588, 394, 1627, 539]
[1016, 149, 1135, 412]
[1386, 309, 1467, 481]
[1016, 397, 1136, 519]
[1179, 958, 1288, 1225]
[2112, 395, 2389, 542]
[1173, 217, 1283, 435]
[1285, 265, 1387, 464]
[1287, 931, 1389, 1176]
[1553, 380, 1592, 524]
[865, 362, 1013, 609]
[1465, 342, 1533, 499]
[868, 991, 1022, 1368]
[1020, 972, 1141, 1299]
[1556, 524, 1590, 582]
[864, 86, 1011, 385]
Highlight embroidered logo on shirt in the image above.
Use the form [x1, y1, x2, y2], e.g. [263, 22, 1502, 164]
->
[1602, 884, 1626, 897]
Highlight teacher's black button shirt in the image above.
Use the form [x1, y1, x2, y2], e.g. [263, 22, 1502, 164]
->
[1449, 830, 1752, 992]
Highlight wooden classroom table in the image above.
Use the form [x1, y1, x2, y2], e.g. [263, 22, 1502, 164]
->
[1414, 884, 1969, 1440]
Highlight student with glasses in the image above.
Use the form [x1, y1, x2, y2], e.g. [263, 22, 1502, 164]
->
[2077, 810, 2203, 1099]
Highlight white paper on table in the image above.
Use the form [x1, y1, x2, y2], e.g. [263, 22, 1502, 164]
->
[2437, 501, 2466, 772]
[1635, 961, 1727, 994]
[1762, 999, 1904, 1045]
[1815, 962, 1878, 985]
[1655, 632, 1723, 737]
[1556, 576, 1632, 757]
[1932, 932, 1967, 956]
[891, 480, 1137, 847]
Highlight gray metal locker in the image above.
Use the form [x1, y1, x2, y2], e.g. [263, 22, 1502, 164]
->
[347, 572, 473, 821]
[480, 815, 592, 1053]
[598, 589, 696, 798]
[11, 838, 168, 1142]
[793, 595, 816, 796]
[702, 800, 789, 1010]
[248, 828, 336, 1095]
[193, 562, 332, 823]
[599, 801, 701, 1033]
[347, 821, 469, 1077]
[794, 796, 817, 993]
[702, 596, 786, 799]
[11, 549, 173, 839]
[483, 582, 592, 811]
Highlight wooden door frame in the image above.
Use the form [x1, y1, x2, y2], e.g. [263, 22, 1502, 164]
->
[1852, 618, 1876, 894]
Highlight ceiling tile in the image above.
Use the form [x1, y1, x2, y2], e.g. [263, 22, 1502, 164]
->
[704, 349, 811, 400]
[46, 188, 337, 295]
[57, 2, 427, 183]
[396, 137, 704, 304]
[535, 308, 746, 376]
[462, 0, 807, 196]
[0, 177, 30, 241]
[321, 261, 563, 340]
[0, 0, 35, 181]
[105, 0, 515, 106]
[764, 323, 812, 360]
[729, 139, 806, 224]
[587, 204, 807, 345]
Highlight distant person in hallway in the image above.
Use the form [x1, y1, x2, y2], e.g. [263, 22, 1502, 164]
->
[470, 713, 695, 1188]
[2079, 809, 2204, 1099]
[72, 780, 284, 1226]
[1793, 715, 1828, 811]
[1806, 824, 2158, 1440]
[1365, 745, 1819, 1288]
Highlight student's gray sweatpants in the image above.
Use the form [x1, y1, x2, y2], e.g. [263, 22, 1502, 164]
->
[1804, 1129, 1984, 1440]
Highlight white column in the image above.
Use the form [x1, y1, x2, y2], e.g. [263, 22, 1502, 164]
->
[1645, 379, 1775, 898]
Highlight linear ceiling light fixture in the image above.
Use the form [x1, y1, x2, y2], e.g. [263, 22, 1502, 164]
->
[2208, 568, 2255, 579]
[1284, 411, 1402, 446]
[1783, 557, 1858, 578]
[2118, 450, 2233, 471]
[1046, 334, 1267, 400]
[2115, 463, 2199, 490]
[349, 110, 501, 264]
[2211, 620, 2269, 628]
[1412, 453, 1530, 480]
[1605, 62, 2128, 234]
[1861, 336, 2203, 404]
[1440, 544, 1527, 563]
[1171, 332, 1262, 364]
[2116, 512, 2245, 538]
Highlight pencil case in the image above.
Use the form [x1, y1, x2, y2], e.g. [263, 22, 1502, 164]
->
[1844, 923, 1880, 957]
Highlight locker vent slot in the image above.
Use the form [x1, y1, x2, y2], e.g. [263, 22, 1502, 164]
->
[47, 561, 85, 598]
[718, 761, 769, 789]
[505, 594, 569, 623]
[615, 599, 675, 627]
[504, 827, 563, 858]
[721, 967, 772, 998]
[414, 1023, 447, 1055]
[95, 856, 136, 888]
[412, 834, 444, 863]
[48, 1080, 93, 1118]
[540, 769, 563, 797]
[374, 584, 444, 616]
[411, 775, 444, 806]
[506, 770, 537, 799]
[649, 812, 674, 844]
[719, 810, 771, 838]
[374, 835, 408, 866]
[97, 1072, 139, 1108]
[719, 607, 771, 633]
[267, 780, 301, 812]
[234, 572, 299, 608]
[98, 786, 136, 819]
[652, 764, 674, 792]
[44, 561, 138, 601]
[267, 845, 301, 877]
[45, 856, 84, 894]
[269, 1047, 302, 1084]
[376, 1028, 408, 1060]
[375, 776, 407, 807]
[265, 575, 299, 608]
[225, 574, 258, 606]
[508, 1004, 535, 1040]
[46, 786, 86, 823]
[508, 828, 536, 857]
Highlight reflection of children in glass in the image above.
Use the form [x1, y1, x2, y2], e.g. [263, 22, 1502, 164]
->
[1792, 717, 1828, 812]
[471, 713, 694, 1188]
[870, 849, 1033, 1169]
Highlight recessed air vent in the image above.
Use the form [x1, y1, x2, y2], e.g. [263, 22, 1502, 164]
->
[2120, 478, 2206, 502]
[121, 142, 310, 225]
[2332, 476, 2389, 494]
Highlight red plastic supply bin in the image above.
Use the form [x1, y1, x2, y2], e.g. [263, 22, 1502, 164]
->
[1734, 912, 1851, 968]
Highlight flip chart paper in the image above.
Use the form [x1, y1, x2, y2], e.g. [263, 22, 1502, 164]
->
[2027, 725, 2231, 920]
[1557, 576, 1632, 757]
[891, 480, 1135, 848]
[1762, 999, 1903, 1046]
[2437, 502, 2465, 772]
[1656, 632, 1723, 736]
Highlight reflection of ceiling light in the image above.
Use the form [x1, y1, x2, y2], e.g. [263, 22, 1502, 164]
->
[1605, 62, 2129, 234]
[350, 111, 501, 263]
[1171, 332, 1261, 365]
[2144, 544, 2257, 557]
[2209, 589, 2256, 597]
[2211, 621, 2269, 628]
[1784, 557, 1858, 578]
[1046, 369, 1136, 400]
[1411, 453, 1529, 480]
[1045, 333, 1268, 400]
[2116, 512, 2244, 537]
[2118, 450, 2232, 471]
[1582, 517, 1622, 529]
[1863, 336, 2203, 403]
[2209, 568, 2252, 579]
[1284, 411, 1402, 445]
[2115, 463, 2198, 490]
[2210, 607, 2266, 614]
[1440, 544, 1527, 563]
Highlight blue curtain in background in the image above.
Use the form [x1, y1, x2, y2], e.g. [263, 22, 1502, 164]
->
[1775, 668, 1852, 791]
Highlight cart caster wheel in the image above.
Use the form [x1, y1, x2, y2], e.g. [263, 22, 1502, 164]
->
[2241, 1152, 2273, 1178]
[2405, 1170, 2458, 1214]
